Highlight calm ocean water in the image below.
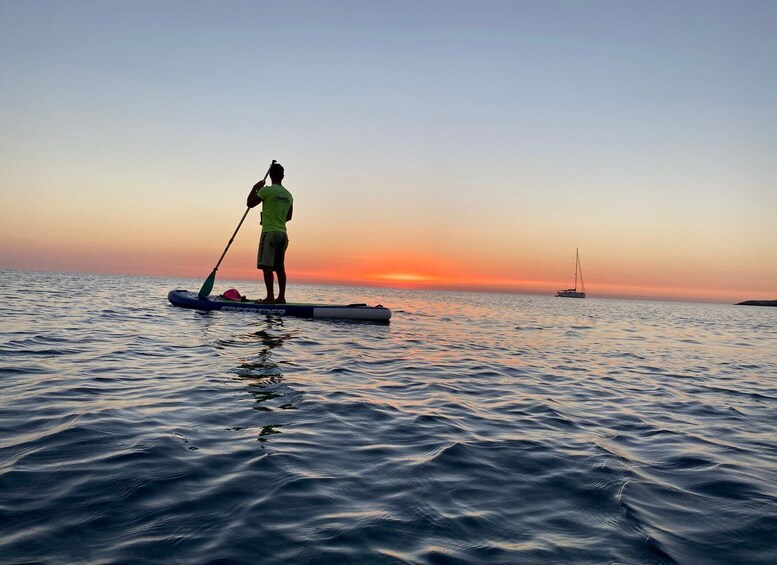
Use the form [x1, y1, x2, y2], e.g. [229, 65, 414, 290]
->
[1, 270, 775, 564]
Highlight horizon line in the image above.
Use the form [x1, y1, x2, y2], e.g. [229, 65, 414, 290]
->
[2, 266, 769, 306]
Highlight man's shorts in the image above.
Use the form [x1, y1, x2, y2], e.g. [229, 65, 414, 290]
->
[257, 231, 289, 271]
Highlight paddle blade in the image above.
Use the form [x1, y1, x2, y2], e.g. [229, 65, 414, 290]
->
[198, 270, 216, 298]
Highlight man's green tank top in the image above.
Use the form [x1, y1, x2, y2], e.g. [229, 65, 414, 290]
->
[256, 183, 293, 233]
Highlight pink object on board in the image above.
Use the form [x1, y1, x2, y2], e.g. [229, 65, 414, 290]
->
[221, 289, 243, 301]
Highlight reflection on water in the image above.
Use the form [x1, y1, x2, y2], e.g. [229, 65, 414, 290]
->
[231, 319, 299, 439]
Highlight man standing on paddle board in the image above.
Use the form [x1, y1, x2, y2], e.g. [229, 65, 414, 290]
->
[247, 162, 293, 304]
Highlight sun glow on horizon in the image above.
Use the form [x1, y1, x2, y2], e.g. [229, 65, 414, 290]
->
[373, 273, 438, 283]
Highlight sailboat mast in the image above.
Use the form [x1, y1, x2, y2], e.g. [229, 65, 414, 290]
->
[577, 249, 585, 293]
[574, 248, 579, 291]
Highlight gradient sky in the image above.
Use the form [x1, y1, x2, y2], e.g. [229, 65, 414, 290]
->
[1, 0, 775, 302]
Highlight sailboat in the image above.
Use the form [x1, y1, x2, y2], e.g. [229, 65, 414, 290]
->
[556, 249, 586, 298]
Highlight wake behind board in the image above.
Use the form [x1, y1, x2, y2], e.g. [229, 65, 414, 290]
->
[168, 290, 391, 322]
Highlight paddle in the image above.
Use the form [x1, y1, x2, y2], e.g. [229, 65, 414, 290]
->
[198, 160, 276, 298]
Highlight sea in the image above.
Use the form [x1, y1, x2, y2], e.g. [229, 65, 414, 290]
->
[1, 270, 775, 565]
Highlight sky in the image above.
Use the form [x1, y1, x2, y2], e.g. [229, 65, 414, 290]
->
[1, 0, 775, 302]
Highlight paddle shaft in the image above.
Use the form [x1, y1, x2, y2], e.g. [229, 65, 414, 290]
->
[210, 160, 276, 272]
[211, 208, 249, 272]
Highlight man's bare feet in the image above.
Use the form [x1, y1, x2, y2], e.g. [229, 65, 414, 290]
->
[257, 297, 275, 304]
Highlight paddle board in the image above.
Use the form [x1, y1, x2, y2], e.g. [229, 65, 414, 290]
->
[168, 290, 391, 322]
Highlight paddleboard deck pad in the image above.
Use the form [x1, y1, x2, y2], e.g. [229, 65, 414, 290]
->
[168, 290, 391, 322]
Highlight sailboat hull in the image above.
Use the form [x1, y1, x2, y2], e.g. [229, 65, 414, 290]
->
[556, 290, 586, 298]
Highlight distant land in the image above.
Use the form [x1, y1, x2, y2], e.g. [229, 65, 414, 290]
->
[736, 300, 777, 307]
